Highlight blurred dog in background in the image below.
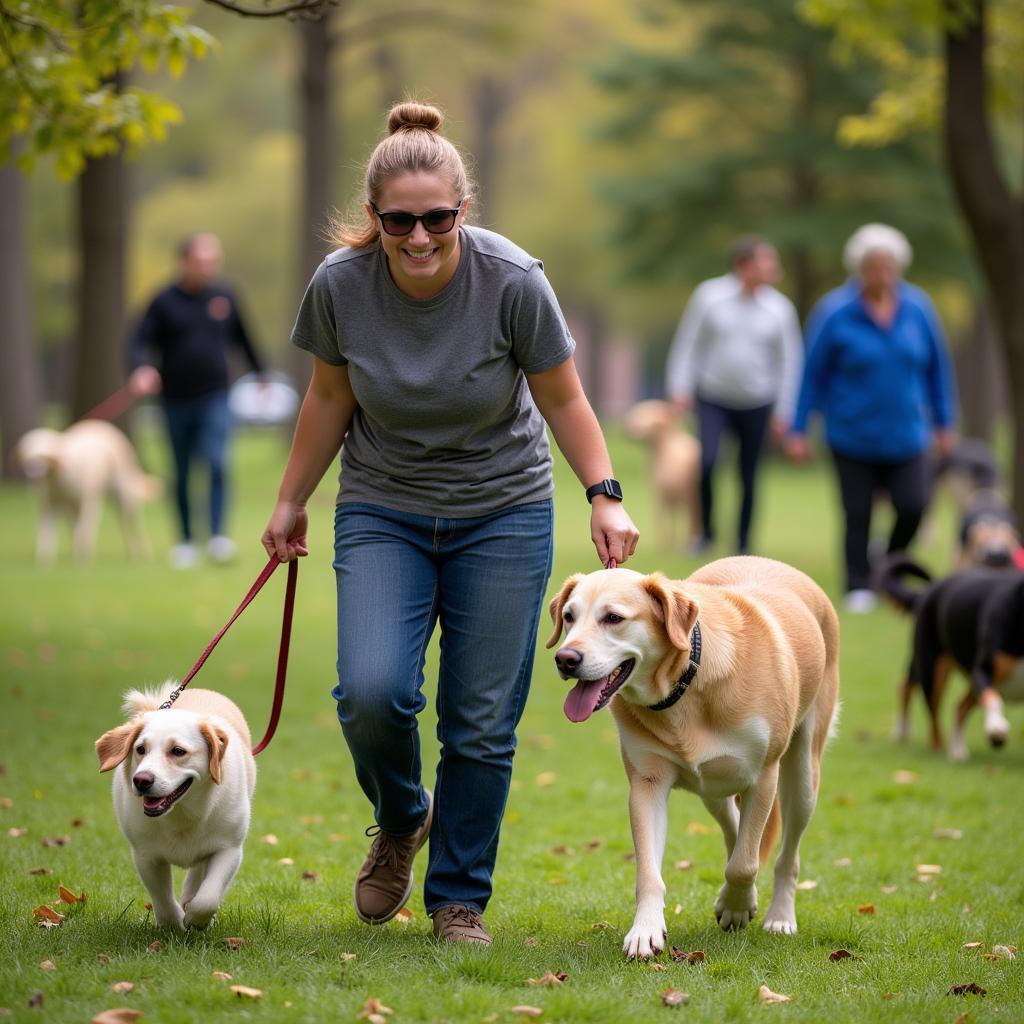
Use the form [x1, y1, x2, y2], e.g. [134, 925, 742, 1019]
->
[624, 400, 701, 550]
[14, 420, 161, 563]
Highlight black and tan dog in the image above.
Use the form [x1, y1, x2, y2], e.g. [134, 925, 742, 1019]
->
[548, 557, 839, 957]
[878, 555, 1024, 760]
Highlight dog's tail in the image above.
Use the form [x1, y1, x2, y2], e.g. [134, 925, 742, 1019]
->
[121, 680, 178, 717]
[874, 553, 932, 613]
[759, 798, 781, 865]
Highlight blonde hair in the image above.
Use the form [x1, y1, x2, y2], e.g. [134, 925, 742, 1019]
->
[842, 223, 913, 277]
[330, 101, 473, 250]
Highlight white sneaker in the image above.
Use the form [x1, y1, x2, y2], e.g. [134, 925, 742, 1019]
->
[207, 535, 237, 564]
[843, 589, 877, 614]
[170, 542, 200, 570]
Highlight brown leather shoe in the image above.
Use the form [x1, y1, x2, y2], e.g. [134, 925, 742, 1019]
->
[431, 904, 492, 946]
[353, 792, 432, 924]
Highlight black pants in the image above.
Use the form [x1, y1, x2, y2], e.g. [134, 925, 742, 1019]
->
[831, 449, 931, 592]
[696, 396, 773, 552]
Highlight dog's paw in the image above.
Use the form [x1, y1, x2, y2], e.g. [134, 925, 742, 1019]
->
[153, 905, 186, 931]
[984, 708, 1010, 748]
[183, 897, 220, 930]
[890, 718, 910, 743]
[948, 736, 969, 762]
[763, 914, 797, 935]
[623, 918, 667, 959]
[715, 882, 757, 931]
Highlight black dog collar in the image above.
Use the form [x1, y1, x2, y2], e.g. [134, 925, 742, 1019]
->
[647, 622, 702, 712]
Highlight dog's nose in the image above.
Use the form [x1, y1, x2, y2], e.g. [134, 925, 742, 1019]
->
[555, 647, 583, 674]
[133, 772, 155, 794]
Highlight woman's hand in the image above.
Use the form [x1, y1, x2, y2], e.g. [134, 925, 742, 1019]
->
[591, 497, 640, 567]
[262, 499, 309, 562]
[784, 434, 810, 463]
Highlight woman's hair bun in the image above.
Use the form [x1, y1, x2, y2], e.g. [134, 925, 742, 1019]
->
[387, 101, 444, 135]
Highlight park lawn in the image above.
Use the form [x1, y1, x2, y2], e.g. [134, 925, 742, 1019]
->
[0, 421, 1021, 1024]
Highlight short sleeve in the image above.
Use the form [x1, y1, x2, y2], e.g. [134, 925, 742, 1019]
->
[511, 264, 575, 373]
[290, 259, 345, 365]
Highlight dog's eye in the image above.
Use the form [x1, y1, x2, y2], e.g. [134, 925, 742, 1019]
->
[604, 613, 624, 625]
[563, 611, 575, 624]
[170, 746, 187, 757]
[135, 744, 145, 755]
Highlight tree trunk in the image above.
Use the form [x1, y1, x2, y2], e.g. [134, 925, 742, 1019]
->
[944, 0, 1024, 518]
[70, 150, 129, 421]
[0, 155, 41, 475]
[471, 76, 508, 227]
[953, 303, 1005, 442]
[788, 46, 820, 320]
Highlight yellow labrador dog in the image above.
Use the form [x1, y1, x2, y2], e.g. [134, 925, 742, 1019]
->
[548, 557, 839, 957]
[95, 684, 256, 930]
[15, 420, 160, 563]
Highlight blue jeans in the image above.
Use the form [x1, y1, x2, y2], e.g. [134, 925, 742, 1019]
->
[332, 499, 554, 914]
[161, 390, 232, 541]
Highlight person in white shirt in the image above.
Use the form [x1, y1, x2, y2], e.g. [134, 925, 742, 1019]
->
[666, 236, 803, 555]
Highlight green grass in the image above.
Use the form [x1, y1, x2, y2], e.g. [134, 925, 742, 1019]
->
[1, 423, 1021, 1023]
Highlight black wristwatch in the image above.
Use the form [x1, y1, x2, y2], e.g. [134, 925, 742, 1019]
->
[585, 478, 624, 503]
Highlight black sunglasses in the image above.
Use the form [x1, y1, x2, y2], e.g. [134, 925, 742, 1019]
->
[370, 199, 464, 237]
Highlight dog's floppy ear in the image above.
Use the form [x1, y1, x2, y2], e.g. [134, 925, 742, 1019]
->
[95, 720, 144, 773]
[199, 721, 230, 785]
[546, 574, 585, 648]
[643, 573, 699, 651]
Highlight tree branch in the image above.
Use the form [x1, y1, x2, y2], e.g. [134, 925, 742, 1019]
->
[201, 0, 338, 19]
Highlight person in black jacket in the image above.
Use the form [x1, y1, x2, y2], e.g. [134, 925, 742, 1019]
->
[129, 232, 264, 568]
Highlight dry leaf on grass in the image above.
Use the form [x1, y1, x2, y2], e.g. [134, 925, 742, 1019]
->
[686, 822, 711, 835]
[58, 885, 86, 904]
[796, 880, 818, 890]
[961, 941, 985, 949]
[229, 985, 262, 999]
[8, 828, 27, 838]
[260, 834, 279, 845]
[110, 982, 134, 994]
[212, 972, 232, 981]
[828, 949, 863, 962]
[97, 955, 112, 965]
[535, 772, 557, 787]
[277, 857, 294, 866]
[91, 1010, 143, 1024]
[550, 844, 574, 856]
[590, 921, 610, 931]
[669, 948, 706, 964]
[340, 953, 357, 963]
[834, 857, 852, 867]
[673, 903, 684, 916]
[857, 904, 876, 915]
[42, 836, 69, 847]
[990, 945, 1016, 960]
[891, 769, 917, 784]
[674, 860, 693, 871]
[650, 963, 667, 972]
[32, 904, 64, 925]
[947, 982, 986, 996]
[933, 827, 963, 840]
[146, 941, 161, 953]
[28, 992, 43, 1009]
[881, 885, 898, 894]
[584, 839, 602, 852]
[38, 960, 55, 971]
[915, 864, 941, 875]
[524, 936, 537, 947]
[27, 867, 51, 875]
[757, 985, 792, 1004]
[356, 997, 393, 1020]
[661, 988, 689, 1006]
[394, 907, 414, 923]
[509, 1008, 543, 1018]
[953, 1013, 969, 1024]
[222, 937, 245, 950]
[525, 971, 566, 987]
[302, 871, 319, 881]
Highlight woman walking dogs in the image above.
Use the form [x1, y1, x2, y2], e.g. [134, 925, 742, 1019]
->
[262, 102, 638, 946]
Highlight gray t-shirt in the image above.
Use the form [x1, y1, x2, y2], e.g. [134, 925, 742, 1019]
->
[291, 225, 575, 517]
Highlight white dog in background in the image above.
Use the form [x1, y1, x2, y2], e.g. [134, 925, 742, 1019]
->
[95, 684, 256, 930]
[14, 420, 160, 563]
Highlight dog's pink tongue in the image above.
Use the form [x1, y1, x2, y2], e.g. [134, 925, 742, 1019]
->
[564, 679, 606, 723]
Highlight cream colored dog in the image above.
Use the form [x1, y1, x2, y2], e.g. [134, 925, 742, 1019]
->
[624, 400, 700, 549]
[95, 684, 256, 930]
[548, 557, 839, 957]
[15, 420, 160, 563]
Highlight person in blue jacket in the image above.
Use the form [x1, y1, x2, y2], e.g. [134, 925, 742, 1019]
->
[785, 223, 957, 613]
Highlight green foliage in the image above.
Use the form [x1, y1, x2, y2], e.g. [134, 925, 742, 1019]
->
[0, 0, 216, 177]
[0, 425, 1022, 1022]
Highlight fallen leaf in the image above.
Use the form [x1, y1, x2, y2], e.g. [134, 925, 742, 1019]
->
[0, 797, 12, 808]
[525, 971, 567, 986]
[650, 963, 667, 971]
[221, 937, 245, 950]
[340, 953, 357, 963]
[8, 827, 27, 838]
[834, 857, 852, 867]
[550, 844, 574, 855]
[953, 1013, 969, 1024]
[42, 836, 69, 847]
[961, 942, 985, 949]
[915, 864, 941, 875]
[356, 998, 393, 1020]
[28, 992, 43, 1008]
[277, 857, 294, 866]
[535, 772, 557, 787]
[509, 1009, 543, 1018]
[857, 904, 876, 915]
[91, 1010, 143, 1024]
[260, 834, 279, 845]
[796, 880, 818, 890]
[97, 954, 112, 965]
[947, 982, 986, 996]
[933, 827, 963, 840]
[622, 852, 636, 862]
[674, 860, 693, 871]
[110, 982, 134, 994]
[991, 945, 1016, 960]
[662, 987, 689, 1006]
[686, 821, 711, 835]
[58, 885, 86, 904]
[590, 921, 610, 930]
[584, 839, 602, 852]
[757, 985, 792, 1004]
[669, 947, 706, 964]
[828, 949, 863, 961]
[482, 1015, 499, 1023]
[229, 985, 262, 999]
[38, 960, 56, 971]
[212, 971, 232, 981]
[27, 867, 51, 875]
[524, 936, 537, 947]
[302, 871, 318, 881]
[394, 907, 414, 923]
[32, 904, 64, 925]
[71, 818, 85, 828]
[673, 903, 683, 915]
[146, 942, 161, 953]
[881, 885, 898, 894]
[891, 769, 917, 784]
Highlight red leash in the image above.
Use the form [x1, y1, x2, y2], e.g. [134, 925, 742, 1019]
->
[78, 385, 140, 423]
[158, 555, 298, 756]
